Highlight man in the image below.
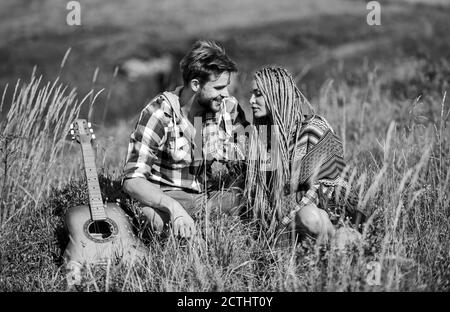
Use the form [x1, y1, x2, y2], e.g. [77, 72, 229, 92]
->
[122, 40, 248, 239]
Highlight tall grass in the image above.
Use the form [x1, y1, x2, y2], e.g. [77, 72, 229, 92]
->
[0, 68, 91, 227]
[0, 63, 449, 291]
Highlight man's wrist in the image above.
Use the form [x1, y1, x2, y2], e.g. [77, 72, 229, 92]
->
[159, 195, 184, 217]
[159, 195, 172, 212]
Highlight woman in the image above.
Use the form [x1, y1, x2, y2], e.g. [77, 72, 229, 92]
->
[245, 66, 365, 242]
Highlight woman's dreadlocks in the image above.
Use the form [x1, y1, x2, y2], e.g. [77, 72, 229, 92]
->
[246, 66, 313, 233]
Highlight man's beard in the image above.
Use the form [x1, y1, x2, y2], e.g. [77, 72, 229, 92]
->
[198, 95, 223, 113]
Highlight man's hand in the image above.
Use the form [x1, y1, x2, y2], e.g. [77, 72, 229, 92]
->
[123, 178, 197, 239]
[169, 199, 197, 239]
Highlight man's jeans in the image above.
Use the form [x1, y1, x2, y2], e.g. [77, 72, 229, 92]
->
[139, 187, 244, 233]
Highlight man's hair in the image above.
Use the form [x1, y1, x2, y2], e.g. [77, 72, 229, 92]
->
[180, 40, 238, 85]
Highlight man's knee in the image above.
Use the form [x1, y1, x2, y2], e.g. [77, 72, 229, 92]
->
[140, 206, 170, 233]
[296, 204, 325, 236]
[207, 189, 244, 216]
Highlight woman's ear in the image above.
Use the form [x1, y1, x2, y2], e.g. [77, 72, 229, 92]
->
[189, 79, 201, 92]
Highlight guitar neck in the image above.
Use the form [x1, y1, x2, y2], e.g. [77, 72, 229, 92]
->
[80, 142, 107, 221]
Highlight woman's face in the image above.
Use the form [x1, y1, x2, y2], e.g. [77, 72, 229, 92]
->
[250, 79, 268, 119]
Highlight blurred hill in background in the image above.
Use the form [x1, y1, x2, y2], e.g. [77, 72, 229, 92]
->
[1, 0, 450, 124]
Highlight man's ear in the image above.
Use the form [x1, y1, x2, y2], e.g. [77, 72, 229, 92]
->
[190, 79, 201, 92]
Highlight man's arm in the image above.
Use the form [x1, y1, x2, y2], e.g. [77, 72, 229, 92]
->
[121, 106, 196, 238]
[122, 178, 196, 238]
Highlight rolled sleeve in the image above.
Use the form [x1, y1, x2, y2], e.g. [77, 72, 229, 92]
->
[122, 108, 167, 184]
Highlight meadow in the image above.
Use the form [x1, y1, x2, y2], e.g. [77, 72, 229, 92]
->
[0, 0, 449, 291]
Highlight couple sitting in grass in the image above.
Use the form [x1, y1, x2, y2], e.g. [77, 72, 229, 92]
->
[122, 39, 365, 244]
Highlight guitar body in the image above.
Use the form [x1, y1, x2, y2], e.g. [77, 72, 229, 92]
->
[64, 203, 146, 265]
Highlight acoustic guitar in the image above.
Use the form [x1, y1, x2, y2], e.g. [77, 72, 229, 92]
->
[64, 119, 146, 285]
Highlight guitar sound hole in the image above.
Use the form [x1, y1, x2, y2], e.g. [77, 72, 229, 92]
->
[88, 220, 114, 239]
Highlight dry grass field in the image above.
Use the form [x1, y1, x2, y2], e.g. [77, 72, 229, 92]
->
[0, 0, 449, 291]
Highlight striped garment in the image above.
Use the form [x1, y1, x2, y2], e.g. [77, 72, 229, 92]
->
[289, 115, 346, 191]
[280, 114, 361, 227]
[122, 86, 245, 192]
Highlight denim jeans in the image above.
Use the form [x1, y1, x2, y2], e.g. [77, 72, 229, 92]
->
[139, 187, 244, 233]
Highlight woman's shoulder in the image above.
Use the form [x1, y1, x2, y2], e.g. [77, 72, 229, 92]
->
[300, 114, 335, 138]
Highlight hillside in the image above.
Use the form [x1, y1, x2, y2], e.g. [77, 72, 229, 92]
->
[1, 0, 449, 124]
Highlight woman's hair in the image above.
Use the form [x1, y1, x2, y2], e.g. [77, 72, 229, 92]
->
[179, 40, 238, 85]
[246, 66, 312, 233]
[253, 66, 310, 126]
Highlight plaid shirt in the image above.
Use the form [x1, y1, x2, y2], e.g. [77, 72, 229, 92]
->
[122, 87, 245, 192]
[202, 96, 247, 162]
